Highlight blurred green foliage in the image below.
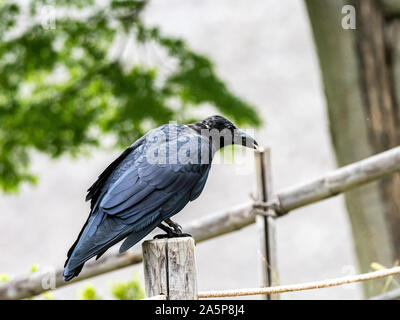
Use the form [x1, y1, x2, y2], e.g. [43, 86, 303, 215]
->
[370, 261, 400, 294]
[30, 264, 39, 273]
[110, 272, 145, 300]
[0, 0, 261, 192]
[2, 264, 145, 300]
[0, 273, 8, 282]
[79, 283, 101, 300]
[78, 272, 145, 300]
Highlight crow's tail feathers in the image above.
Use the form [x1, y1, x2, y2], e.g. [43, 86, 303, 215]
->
[63, 264, 84, 282]
[63, 213, 164, 282]
[63, 212, 127, 281]
[119, 225, 156, 253]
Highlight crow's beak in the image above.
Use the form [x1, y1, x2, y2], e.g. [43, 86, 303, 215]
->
[235, 129, 259, 149]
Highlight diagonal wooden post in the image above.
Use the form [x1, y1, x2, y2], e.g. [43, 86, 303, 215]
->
[254, 147, 280, 300]
[142, 237, 198, 300]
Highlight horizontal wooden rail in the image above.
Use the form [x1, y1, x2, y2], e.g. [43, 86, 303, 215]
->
[2, 146, 400, 299]
[276, 146, 400, 215]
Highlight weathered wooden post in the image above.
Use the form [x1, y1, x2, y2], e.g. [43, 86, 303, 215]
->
[254, 147, 280, 300]
[142, 237, 198, 300]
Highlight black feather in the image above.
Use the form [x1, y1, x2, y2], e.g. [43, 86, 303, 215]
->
[86, 146, 134, 209]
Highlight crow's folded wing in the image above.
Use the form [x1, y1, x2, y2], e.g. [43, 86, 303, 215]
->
[65, 137, 145, 263]
[86, 135, 146, 210]
[64, 156, 210, 275]
[100, 159, 209, 224]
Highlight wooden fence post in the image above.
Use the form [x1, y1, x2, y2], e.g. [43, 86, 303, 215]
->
[255, 147, 280, 300]
[142, 237, 198, 300]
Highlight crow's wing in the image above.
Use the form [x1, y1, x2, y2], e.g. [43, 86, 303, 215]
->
[64, 128, 211, 280]
[64, 160, 209, 276]
[64, 136, 146, 264]
[98, 126, 211, 228]
[86, 135, 146, 210]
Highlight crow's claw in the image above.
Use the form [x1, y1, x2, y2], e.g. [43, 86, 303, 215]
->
[174, 233, 192, 238]
[153, 232, 192, 239]
[153, 233, 171, 239]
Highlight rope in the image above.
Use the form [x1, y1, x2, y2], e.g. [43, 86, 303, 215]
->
[197, 266, 400, 298]
[252, 199, 280, 215]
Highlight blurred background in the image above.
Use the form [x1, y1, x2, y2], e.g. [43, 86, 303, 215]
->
[1, 0, 400, 300]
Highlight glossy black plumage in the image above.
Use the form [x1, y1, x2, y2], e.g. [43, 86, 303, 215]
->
[63, 116, 257, 281]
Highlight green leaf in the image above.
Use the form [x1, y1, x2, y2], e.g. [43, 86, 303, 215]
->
[78, 283, 101, 300]
[0, 273, 9, 282]
[0, 0, 262, 193]
[110, 272, 145, 300]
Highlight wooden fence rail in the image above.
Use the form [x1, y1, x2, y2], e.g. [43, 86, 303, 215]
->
[2, 146, 400, 299]
[275, 145, 400, 214]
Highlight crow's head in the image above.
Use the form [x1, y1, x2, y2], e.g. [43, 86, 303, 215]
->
[201, 115, 258, 149]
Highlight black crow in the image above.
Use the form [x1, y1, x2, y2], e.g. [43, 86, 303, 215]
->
[63, 115, 258, 281]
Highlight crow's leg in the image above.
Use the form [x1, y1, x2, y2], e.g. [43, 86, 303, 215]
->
[158, 223, 174, 234]
[153, 220, 192, 239]
[165, 219, 192, 237]
[153, 223, 175, 239]
[165, 219, 182, 233]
